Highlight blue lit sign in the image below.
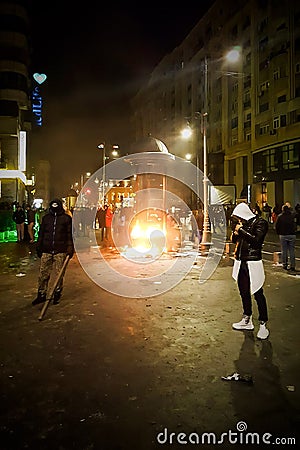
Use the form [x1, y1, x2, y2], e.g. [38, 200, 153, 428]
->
[32, 73, 47, 127]
[32, 86, 43, 126]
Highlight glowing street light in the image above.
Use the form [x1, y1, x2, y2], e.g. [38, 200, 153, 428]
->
[225, 47, 241, 64]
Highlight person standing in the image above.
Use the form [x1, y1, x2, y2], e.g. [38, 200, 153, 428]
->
[275, 204, 297, 272]
[96, 204, 106, 242]
[25, 205, 36, 243]
[13, 204, 25, 242]
[32, 198, 74, 306]
[104, 203, 114, 248]
[231, 202, 269, 340]
[196, 208, 204, 243]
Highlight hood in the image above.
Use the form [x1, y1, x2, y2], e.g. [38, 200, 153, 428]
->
[232, 203, 256, 221]
[49, 198, 64, 215]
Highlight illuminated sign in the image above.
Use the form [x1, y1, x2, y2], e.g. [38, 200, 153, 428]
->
[18, 130, 26, 171]
[33, 73, 47, 84]
[32, 86, 43, 126]
[32, 73, 47, 127]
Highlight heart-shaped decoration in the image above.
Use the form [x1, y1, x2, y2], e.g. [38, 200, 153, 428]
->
[33, 73, 47, 84]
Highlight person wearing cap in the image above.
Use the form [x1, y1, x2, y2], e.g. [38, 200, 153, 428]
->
[32, 198, 74, 306]
[231, 202, 269, 339]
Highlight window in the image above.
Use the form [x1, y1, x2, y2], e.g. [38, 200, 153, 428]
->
[259, 123, 269, 135]
[273, 116, 280, 129]
[244, 91, 251, 108]
[259, 102, 269, 113]
[276, 22, 287, 31]
[280, 114, 287, 127]
[282, 144, 300, 169]
[244, 91, 250, 102]
[263, 149, 278, 172]
[258, 17, 268, 33]
[278, 94, 286, 103]
[273, 68, 280, 80]
[260, 81, 270, 91]
[246, 132, 251, 141]
[231, 117, 238, 128]
[259, 36, 269, 51]
[0, 71, 28, 92]
[244, 74, 251, 88]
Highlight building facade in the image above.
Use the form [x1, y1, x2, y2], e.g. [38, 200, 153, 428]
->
[131, 0, 300, 210]
[0, 0, 32, 206]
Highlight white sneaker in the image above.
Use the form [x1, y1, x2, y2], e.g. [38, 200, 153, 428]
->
[232, 315, 254, 331]
[257, 322, 269, 340]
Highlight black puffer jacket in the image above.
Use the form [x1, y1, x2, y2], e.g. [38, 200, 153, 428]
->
[232, 216, 268, 261]
[36, 199, 74, 257]
[275, 208, 296, 235]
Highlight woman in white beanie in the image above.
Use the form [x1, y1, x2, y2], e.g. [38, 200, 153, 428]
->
[231, 202, 269, 339]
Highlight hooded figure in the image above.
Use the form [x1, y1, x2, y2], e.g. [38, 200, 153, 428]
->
[33, 199, 74, 306]
[230, 202, 270, 339]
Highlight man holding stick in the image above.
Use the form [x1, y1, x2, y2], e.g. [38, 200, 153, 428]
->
[32, 199, 74, 306]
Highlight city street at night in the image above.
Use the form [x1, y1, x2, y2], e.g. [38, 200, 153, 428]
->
[0, 232, 299, 449]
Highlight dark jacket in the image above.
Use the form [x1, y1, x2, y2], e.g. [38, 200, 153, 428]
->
[232, 216, 268, 261]
[13, 208, 25, 224]
[36, 199, 74, 257]
[26, 208, 35, 224]
[96, 207, 106, 228]
[275, 208, 296, 235]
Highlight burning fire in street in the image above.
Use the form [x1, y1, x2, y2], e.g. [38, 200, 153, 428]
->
[124, 209, 181, 260]
[129, 211, 166, 257]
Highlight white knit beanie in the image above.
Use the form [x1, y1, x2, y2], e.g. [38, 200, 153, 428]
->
[232, 203, 256, 221]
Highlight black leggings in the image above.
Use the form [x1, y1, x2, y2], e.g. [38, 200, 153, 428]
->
[237, 261, 268, 322]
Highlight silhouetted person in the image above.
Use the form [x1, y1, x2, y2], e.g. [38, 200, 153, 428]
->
[32, 198, 74, 306]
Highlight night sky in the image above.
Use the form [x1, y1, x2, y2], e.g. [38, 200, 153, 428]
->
[30, 2, 215, 196]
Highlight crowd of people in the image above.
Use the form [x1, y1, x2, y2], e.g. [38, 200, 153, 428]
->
[12, 202, 37, 243]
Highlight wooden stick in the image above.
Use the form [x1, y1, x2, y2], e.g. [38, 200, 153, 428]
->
[38, 255, 70, 321]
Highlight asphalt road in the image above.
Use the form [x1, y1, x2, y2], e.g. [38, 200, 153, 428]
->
[0, 231, 299, 449]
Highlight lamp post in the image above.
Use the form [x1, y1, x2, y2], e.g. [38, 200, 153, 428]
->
[97, 143, 106, 203]
[97, 143, 120, 204]
[181, 48, 241, 246]
[202, 56, 210, 245]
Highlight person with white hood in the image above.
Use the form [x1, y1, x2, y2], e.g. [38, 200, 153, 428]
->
[231, 202, 269, 339]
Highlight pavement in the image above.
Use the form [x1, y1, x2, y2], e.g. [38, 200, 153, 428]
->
[0, 231, 299, 449]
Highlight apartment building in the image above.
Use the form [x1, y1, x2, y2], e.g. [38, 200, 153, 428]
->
[131, 0, 300, 209]
[0, 0, 31, 206]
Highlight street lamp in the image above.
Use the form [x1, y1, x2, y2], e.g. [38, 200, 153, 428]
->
[202, 55, 210, 245]
[181, 48, 241, 246]
[97, 143, 120, 204]
[203, 49, 241, 244]
[97, 143, 106, 203]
